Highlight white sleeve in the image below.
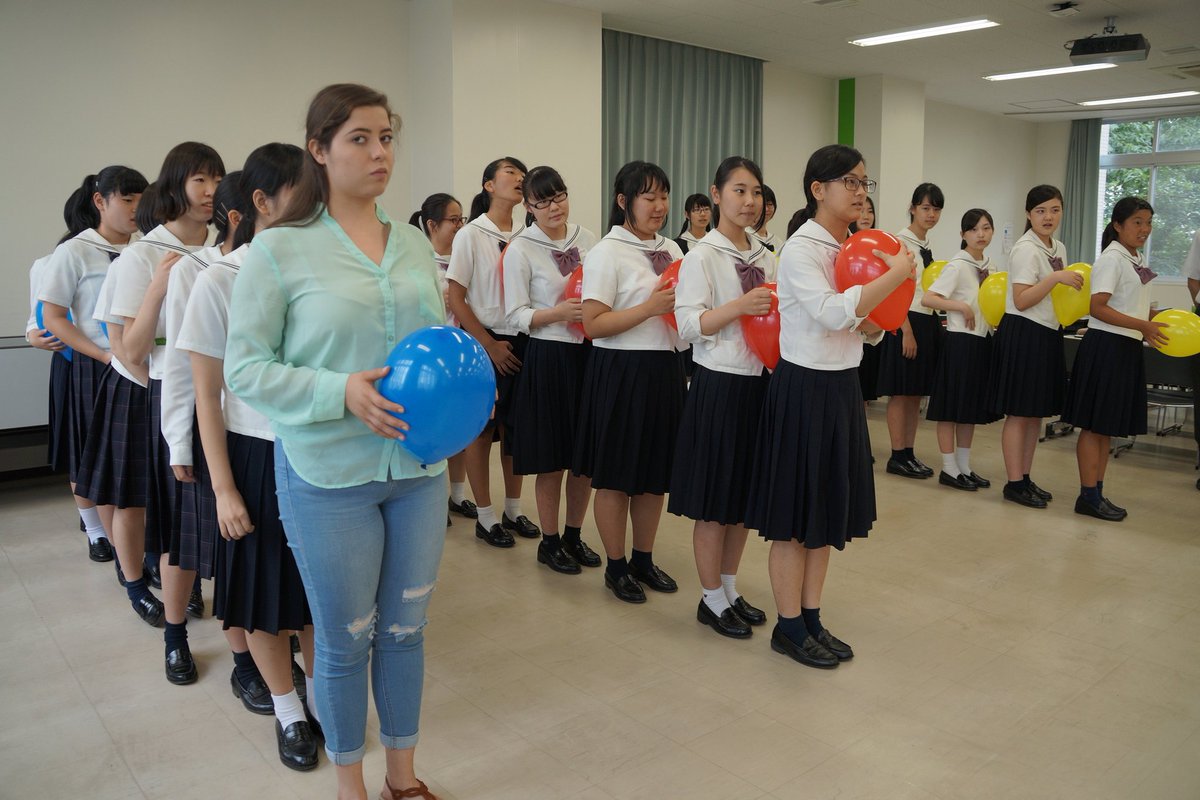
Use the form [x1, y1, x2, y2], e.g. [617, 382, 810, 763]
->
[673, 249, 715, 345]
[110, 247, 152, 320]
[581, 247, 618, 306]
[26, 258, 47, 335]
[175, 273, 229, 361]
[502, 241, 536, 334]
[445, 228, 477, 289]
[1009, 242, 1042, 287]
[781, 244, 865, 332]
[1090, 255, 1120, 296]
[160, 266, 199, 466]
[37, 245, 80, 310]
[928, 264, 958, 298]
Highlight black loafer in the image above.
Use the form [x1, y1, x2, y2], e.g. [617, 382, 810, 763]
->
[769, 626, 839, 669]
[966, 472, 991, 489]
[910, 457, 935, 477]
[475, 522, 515, 548]
[144, 560, 162, 590]
[292, 659, 307, 702]
[562, 537, 602, 568]
[537, 540, 581, 574]
[697, 601, 752, 639]
[448, 497, 478, 519]
[731, 596, 767, 626]
[939, 471, 977, 491]
[304, 701, 324, 741]
[604, 572, 646, 604]
[628, 562, 678, 593]
[1027, 480, 1053, 502]
[502, 513, 541, 539]
[1074, 496, 1126, 522]
[88, 538, 114, 563]
[1100, 496, 1126, 516]
[815, 628, 854, 660]
[886, 458, 929, 479]
[165, 645, 198, 685]
[276, 720, 318, 771]
[1003, 483, 1047, 509]
[186, 588, 204, 619]
[132, 594, 165, 627]
[230, 667, 274, 715]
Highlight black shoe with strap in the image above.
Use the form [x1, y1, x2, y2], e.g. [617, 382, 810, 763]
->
[132, 594, 165, 627]
[769, 626, 839, 669]
[628, 561, 678, 593]
[475, 522, 515, 548]
[502, 513, 541, 539]
[230, 667, 273, 715]
[731, 596, 767, 626]
[448, 497, 478, 519]
[562, 537, 601, 568]
[537, 540, 581, 574]
[165, 644, 198, 685]
[276, 720, 318, 771]
[697, 600, 752, 639]
[186, 588, 204, 619]
[88, 538, 114, 563]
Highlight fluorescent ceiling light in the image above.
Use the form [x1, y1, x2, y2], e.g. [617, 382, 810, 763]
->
[984, 63, 1116, 81]
[1078, 90, 1199, 106]
[849, 17, 999, 47]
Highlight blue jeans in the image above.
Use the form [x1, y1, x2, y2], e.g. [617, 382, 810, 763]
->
[275, 442, 447, 765]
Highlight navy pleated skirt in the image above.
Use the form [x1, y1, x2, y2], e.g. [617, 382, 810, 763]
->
[75, 367, 149, 509]
[988, 315, 1066, 418]
[876, 311, 942, 397]
[174, 423, 217, 577]
[67, 353, 106, 483]
[1062, 329, 1147, 437]
[927, 332, 1002, 426]
[47, 351, 71, 473]
[510, 337, 590, 475]
[144, 379, 177, 558]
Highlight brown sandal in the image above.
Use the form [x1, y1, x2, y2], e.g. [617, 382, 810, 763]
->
[380, 777, 438, 800]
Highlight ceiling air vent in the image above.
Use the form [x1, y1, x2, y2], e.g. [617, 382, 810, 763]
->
[1153, 62, 1200, 80]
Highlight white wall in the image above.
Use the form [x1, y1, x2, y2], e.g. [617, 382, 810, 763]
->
[0, 0, 411, 337]
[761, 64, 837, 232]
[921, 100, 1039, 269]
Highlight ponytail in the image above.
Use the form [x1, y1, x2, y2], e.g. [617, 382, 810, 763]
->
[407, 210, 423, 229]
[469, 157, 528, 221]
[1022, 184, 1064, 232]
[795, 144, 864, 234]
[61, 175, 100, 243]
[409, 193, 461, 239]
[1101, 196, 1153, 250]
[211, 171, 244, 246]
[1099, 222, 1118, 250]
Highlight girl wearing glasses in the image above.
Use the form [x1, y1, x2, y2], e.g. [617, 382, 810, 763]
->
[746, 145, 914, 669]
[878, 183, 944, 481]
[675, 193, 712, 254]
[573, 160, 685, 605]
[502, 166, 602, 575]
[410, 193, 471, 520]
[989, 185, 1081, 509]
[669, 156, 774, 640]
[447, 157, 541, 549]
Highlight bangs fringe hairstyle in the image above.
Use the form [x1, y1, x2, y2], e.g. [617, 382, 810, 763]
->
[469, 156, 529, 221]
[233, 143, 305, 248]
[677, 193, 712, 236]
[849, 195, 876, 236]
[61, 166, 149, 244]
[709, 156, 765, 231]
[522, 166, 568, 228]
[1101, 196, 1153, 250]
[909, 182, 944, 220]
[276, 83, 401, 228]
[155, 142, 226, 222]
[1023, 184, 1064, 232]
[792, 144, 865, 230]
[609, 160, 671, 229]
[409, 193, 461, 239]
[136, 182, 161, 234]
[211, 171, 244, 246]
[959, 208, 995, 249]
[761, 183, 777, 211]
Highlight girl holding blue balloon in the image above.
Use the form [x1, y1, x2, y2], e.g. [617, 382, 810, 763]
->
[503, 166, 603, 575]
[225, 83, 447, 800]
[573, 160, 686, 605]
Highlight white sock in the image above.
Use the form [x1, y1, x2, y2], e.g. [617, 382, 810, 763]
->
[304, 675, 319, 723]
[272, 689, 307, 729]
[504, 497, 522, 521]
[955, 447, 972, 476]
[720, 573, 741, 604]
[942, 453, 960, 477]
[702, 585, 731, 615]
[450, 482, 467, 504]
[477, 505, 499, 531]
[79, 507, 107, 544]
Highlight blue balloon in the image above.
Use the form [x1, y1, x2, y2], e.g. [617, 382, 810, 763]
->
[376, 326, 497, 465]
[35, 301, 73, 362]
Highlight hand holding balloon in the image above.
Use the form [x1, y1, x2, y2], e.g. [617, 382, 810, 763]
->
[1056, 270, 1084, 290]
[739, 286, 774, 316]
[347, 367, 409, 439]
[651, 259, 682, 331]
[1140, 320, 1169, 349]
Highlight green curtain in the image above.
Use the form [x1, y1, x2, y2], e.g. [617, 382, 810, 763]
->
[1062, 118, 1102, 264]
[602, 30, 763, 237]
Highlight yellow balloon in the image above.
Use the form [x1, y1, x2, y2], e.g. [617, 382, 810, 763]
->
[1050, 262, 1092, 326]
[921, 260, 947, 293]
[978, 271, 1007, 328]
[1152, 309, 1200, 357]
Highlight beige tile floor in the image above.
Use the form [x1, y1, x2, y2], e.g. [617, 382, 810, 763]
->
[3, 407, 1200, 799]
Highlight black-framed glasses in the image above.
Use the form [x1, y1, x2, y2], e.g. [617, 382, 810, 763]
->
[441, 215, 465, 227]
[530, 191, 569, 210]
[827, 176, 877, 194]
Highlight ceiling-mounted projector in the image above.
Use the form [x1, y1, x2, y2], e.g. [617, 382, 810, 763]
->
[1070, 33, 1151, 65]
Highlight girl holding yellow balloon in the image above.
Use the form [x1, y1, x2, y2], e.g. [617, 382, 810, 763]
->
[1062, 197, 1168, 522]
[989, 185, 1082, 509]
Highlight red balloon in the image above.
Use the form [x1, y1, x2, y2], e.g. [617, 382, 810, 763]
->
[739, 281, 780, 369]
[561, 265, 588, 339]
[657, 259, 683, 332]
[833, 229, 914, 331]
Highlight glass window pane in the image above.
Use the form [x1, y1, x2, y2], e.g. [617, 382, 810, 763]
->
[1148, 163, 1200, 277]
[1101, 120, 1153, 155]
[1157, 115, 1200, 153]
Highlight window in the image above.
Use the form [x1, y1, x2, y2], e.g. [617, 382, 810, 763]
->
[1098, 115, 1200, 279]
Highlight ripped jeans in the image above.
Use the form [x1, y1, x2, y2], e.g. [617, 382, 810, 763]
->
[275, 443, 447, 765]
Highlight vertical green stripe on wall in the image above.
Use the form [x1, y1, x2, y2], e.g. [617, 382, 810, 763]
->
[837, 78, 855, 146]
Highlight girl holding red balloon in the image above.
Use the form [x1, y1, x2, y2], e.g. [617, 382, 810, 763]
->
[745, 144, 915, 669]
[502, 166, 603, 575]
[1063, 197, 1168, 522]
[572, 160, 686, 605]
[921, 208, 1001, 491]
[669, 156, 775, 640]
[878, 183, 945, 480]
[447, 156, 542, 549]
[989, 185, 1082, 509]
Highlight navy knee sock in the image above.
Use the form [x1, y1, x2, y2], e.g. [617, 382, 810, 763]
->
[164, 620, 188, 655]
[629, 548, 653, 572]
[777, 614, 809, 645]
[232, 649, 258, 684]
[124, 577, 151, 604]
[801, 607, 825, 636]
